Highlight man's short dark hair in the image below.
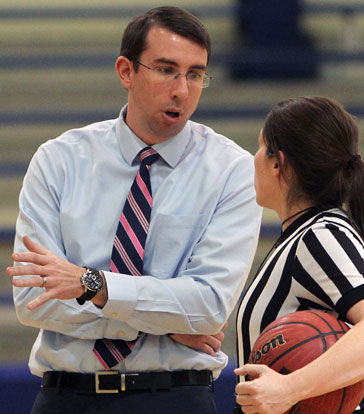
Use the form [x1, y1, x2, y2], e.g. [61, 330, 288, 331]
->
[120, 6, 211, 69]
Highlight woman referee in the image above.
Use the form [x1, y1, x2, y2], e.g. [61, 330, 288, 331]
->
[235, 96, 364, 413]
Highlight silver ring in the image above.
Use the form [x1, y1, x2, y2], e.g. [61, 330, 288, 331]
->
[41, 277, 47, 288]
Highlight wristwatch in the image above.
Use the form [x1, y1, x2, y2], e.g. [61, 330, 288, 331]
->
[76, 268, 104, 305]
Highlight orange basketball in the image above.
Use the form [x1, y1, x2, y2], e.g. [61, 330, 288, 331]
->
[249, 310, 364, 414]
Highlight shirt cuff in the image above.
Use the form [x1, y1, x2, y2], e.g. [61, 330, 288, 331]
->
[335, 284, 364, 322]
[101, 271, 138, 323]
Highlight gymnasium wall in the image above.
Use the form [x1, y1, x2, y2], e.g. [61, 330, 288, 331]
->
[1, 1, 364, 412]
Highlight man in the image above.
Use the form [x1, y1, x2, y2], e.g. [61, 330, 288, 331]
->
[7, 6, 261, 414]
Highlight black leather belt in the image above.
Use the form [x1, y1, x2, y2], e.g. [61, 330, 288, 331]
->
[42, 370, 212, 394]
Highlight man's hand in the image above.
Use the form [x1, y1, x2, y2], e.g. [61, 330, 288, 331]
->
[6, 235, 85, 310]
[170, 322, 228, 356]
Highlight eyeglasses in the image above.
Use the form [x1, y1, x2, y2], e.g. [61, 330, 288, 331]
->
[135, 61, 212, 89]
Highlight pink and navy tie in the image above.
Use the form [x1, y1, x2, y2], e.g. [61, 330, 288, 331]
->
[93, 147, 159, 370]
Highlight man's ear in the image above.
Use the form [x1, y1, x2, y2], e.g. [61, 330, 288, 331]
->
[115, 56, 133, 89]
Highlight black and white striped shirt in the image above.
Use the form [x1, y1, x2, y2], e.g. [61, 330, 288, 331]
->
[236, 208, 364, 410]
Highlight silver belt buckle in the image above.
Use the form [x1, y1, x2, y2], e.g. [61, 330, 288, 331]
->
[95, 371, 119, 394]
[122, 373, 139, 391]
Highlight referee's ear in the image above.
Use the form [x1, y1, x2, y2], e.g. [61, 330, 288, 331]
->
[275, 150, 287, 170]
[270, 151, 281, 172]
[272, 150, 286, 175]
[271, 157, 280, 181]
[275, 150, 294, 183]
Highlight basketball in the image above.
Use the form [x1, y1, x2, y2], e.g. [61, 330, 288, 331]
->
[248, 310, 364, 414]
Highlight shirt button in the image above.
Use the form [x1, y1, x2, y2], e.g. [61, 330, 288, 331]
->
[118, 331, 125, 338]
[111, 312, 118, 318]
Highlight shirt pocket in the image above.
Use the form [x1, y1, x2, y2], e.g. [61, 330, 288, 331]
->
[146, 213, 207, 279]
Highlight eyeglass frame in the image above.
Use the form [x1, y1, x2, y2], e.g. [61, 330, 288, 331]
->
[135, 61, 212, 89]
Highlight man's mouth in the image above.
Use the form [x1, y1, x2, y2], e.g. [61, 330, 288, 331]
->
[165, 111, 180, 118]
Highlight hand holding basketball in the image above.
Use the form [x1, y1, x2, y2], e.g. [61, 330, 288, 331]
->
[235, 364, 298, 414]
[235, 310, 364, 414]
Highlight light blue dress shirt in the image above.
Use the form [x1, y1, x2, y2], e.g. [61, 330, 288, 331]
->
[13, 106, 262, 378]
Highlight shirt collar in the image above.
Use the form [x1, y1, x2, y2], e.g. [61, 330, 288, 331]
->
[116, 104, 191, 168]
[280, 206, 323, 243]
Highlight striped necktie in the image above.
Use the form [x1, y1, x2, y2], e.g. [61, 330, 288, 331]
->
[93, 147, 159, 370]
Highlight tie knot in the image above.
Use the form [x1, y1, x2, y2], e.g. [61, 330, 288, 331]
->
[139, 147, 159, 166]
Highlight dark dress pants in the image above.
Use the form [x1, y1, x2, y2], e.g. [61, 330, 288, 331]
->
[31, 385, 217, 414]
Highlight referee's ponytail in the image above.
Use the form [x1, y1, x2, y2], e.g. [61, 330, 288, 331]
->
[262, 96, 364, 238]
[346, 155, 364, 237]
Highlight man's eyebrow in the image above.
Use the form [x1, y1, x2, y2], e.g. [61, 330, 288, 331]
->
[152, 58, 207, 71]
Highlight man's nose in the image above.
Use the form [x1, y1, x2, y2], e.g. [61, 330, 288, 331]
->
[170, 74, 189, 101]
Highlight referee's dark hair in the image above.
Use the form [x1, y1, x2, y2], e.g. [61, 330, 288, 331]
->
[262, 96, 364, 237]
[119, 6, 211, 70]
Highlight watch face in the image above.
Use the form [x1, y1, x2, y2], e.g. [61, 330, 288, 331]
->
[83, 270, 103, 291]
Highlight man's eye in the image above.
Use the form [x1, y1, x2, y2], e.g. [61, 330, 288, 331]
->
[157, 66, 175, 75]
[187, 72, 203, 81]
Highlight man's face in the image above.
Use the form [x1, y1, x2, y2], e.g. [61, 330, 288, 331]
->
[122, 25, 208, 145]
